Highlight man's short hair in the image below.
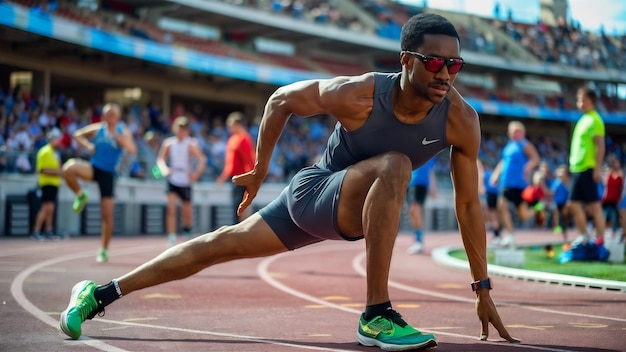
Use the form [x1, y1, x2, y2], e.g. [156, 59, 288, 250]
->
[173, 116, 190, 128]
[578, 87, 597, 105]
[508, 120, 525, 133]
[400, 13, 459, 51]
[102, 103, 121, 116]
[226, 111, 246, 127]
[172, 116, 190, 134]
[47, 128, 62, 142]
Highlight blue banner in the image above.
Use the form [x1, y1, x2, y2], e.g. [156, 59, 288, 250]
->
[1, 2, 625, 124]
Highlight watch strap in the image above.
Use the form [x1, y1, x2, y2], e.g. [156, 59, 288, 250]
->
[471, 278, 492, 291]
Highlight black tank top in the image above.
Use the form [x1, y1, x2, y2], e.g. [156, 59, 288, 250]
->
[316, 72, 450, 172]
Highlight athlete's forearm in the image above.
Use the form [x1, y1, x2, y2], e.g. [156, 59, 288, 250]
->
[39, 168, 62, 176]
[116, 132, 137, 154]
[254, 93, 292, 176]
[74, 135, 93, 150]
[595, 137, 605, 173]
[457, 201, 489, 281]
[194, 154, 207, 178]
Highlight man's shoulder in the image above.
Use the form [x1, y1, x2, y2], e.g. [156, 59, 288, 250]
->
[37, 144, 51, 155]
[448, 87, 477, 118]
[163, 136, 177, 144]
[443, 90, 480, 151]
[88, 121, 105, 128]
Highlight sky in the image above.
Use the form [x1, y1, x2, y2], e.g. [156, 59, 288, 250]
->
[397, 0, 626, 35]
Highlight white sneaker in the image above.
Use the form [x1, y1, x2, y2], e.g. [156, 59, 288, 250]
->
[407, 242, 423, 254]
[571, 234, 589, 246]
[500, 235, 516, 248]
[167, 233, 177, 248]
[491, 236, 502, 246]
[96, 248, 108, 263]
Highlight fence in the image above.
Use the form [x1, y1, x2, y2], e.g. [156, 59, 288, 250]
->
[0, 174, 457, 237]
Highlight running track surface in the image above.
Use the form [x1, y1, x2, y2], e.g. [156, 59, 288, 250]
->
[2, 230, 625, 352]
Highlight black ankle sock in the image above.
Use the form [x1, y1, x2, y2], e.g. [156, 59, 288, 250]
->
[182, 226, 191, 233]
[364, 301, 392, 321]
[94, 281, 122, 307]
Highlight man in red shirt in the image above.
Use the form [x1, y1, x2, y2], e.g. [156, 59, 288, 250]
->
[602, 155, 623, 235]
[217, 112, 256, 223]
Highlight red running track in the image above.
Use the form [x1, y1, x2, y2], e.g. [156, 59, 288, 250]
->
[2, 230, 625, 352]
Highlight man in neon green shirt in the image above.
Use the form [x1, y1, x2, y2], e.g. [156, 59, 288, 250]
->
[568, 87, 606, 246]
[33, 128, 63, 240]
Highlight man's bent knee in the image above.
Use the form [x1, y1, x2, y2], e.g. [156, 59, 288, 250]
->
[376, 152, 412, 185]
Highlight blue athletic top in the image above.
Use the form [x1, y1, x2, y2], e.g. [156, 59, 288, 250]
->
[483, 168, 499, 195]
[550, 179, 569, 206]
[90, 123, 124, 173]
[499, 139, 528, 189]
[316, 72, 449, 172]
[410, 157, 436, 187]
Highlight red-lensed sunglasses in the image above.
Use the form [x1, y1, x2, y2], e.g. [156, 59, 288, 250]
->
[403, 51, 466, 74]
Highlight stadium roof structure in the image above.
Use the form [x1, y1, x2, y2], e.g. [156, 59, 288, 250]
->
[120, 0, 401, 56]
[0, 0, 625, 123]
[153, 0, 626, 83]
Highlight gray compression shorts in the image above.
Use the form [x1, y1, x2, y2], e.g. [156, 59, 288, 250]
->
[259, 165, 362, 250]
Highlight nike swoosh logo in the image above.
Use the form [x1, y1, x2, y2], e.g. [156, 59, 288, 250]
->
[421, 137, 440, 145]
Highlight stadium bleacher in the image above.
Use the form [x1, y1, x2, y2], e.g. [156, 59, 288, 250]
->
[1, 0, 625, 181]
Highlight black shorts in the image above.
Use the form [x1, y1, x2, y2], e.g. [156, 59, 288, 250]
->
[92, 165, 116, 198]
[409, 185, 428, 205]
[259, 165, 352, 251]
[500, 187, 525, 207]
[167, 182, 192, 202]
[40, 185, 58, 203]
[569, 169, 600, 203]
[486, 192, 498, 209]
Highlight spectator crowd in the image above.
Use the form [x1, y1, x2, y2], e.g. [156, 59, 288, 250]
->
[6, 0, 625, 112]
[0, 86, 334, 183]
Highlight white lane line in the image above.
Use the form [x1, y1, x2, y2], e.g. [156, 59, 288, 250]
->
[351, 251, 626, 323]
[10, 244, 166, 352]
[256, 245, 597, 352]
[94, 319, 361, 351]
[11, 242, 359, 351]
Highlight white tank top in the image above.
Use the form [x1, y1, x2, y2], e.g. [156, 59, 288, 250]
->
[168, 136, 192, 186]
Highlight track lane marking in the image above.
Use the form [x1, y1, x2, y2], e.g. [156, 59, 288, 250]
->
[11, 242, 362, 351]
[351, 251, 626, 323]
[258, 246, 582, 352]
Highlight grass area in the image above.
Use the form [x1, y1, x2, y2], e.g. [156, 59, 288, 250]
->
[449, 243, 626, 282]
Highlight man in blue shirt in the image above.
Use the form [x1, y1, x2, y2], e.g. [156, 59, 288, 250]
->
[490, 120, 540, 247]
[62, 103, 137, 262]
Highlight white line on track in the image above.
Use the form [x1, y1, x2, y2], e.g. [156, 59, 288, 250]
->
[351, 251, 626, 323]
[10, 244, 166, 352]
[12, 239, 624, 352]
[256, 244, 619, 352]
[94, 318, 360, 351]
[10, 242, 361, 352]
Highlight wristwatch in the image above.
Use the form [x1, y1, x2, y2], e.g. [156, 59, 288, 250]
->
[470, 278, 492, 292]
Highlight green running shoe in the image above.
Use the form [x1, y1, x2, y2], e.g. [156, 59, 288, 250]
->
[59, 280, 103, 339]
[357, 309, 437, 351]
[72, 193, 88, 213]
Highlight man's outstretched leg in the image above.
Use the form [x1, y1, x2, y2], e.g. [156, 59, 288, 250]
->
[59, 214, 287, 339]
[336, 152, 437, 350]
